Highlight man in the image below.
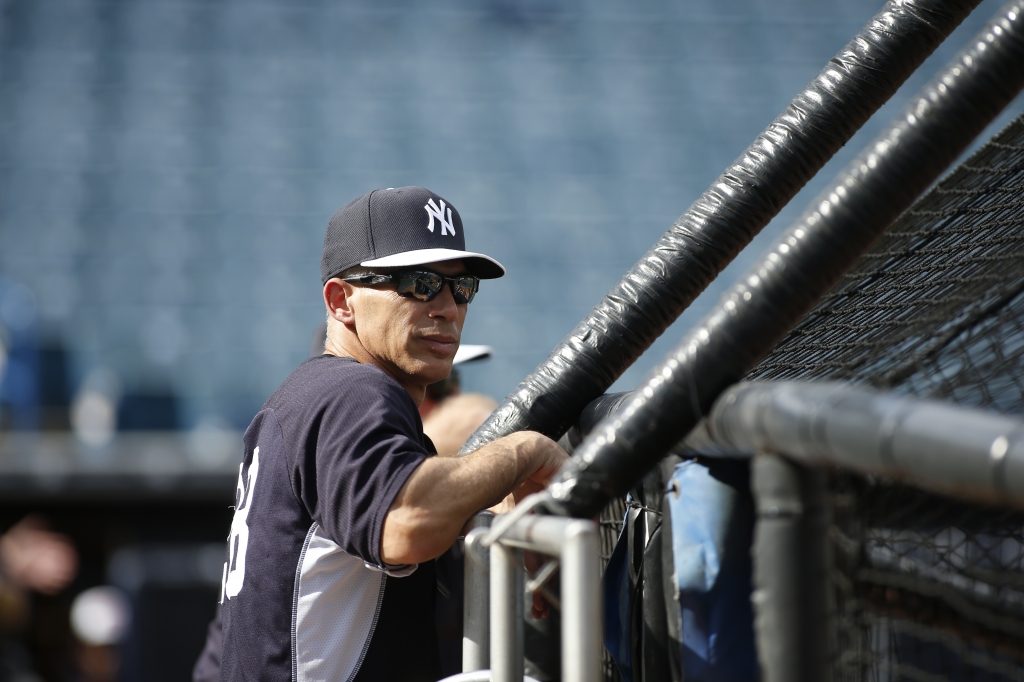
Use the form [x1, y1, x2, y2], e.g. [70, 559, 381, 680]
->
[214, 186, 568, 682]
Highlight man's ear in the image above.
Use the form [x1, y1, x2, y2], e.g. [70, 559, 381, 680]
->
[323, 278, 357, 325]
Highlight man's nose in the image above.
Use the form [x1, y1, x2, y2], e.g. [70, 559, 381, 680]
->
[428, 283, 459, 318]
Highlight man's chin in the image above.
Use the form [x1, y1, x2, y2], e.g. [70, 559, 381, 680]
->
[410, 358, 453, 384]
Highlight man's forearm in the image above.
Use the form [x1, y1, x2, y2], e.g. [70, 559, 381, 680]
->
[381, 432, 563, 565]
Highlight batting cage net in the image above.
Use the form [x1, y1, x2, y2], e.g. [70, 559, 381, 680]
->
[749, 112, 1024, 410]
[829, 475, 1024, 680]
[600, 496, 628, 682]
[747, 111, 1024, 679]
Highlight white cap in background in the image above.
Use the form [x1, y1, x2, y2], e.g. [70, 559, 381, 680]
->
[453, 344, 493, 365]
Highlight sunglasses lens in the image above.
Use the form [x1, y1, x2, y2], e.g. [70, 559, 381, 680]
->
[396, 273, 438, 301]
[396, 272, 478, 303]
[451, 277, 478, 304]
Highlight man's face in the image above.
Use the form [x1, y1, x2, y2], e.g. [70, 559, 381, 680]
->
[347, 260, 468, 389]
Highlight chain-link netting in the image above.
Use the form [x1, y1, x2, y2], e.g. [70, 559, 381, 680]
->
[749, 113, 1024, 411]
[830, 475, 1024, 681]
[600, 497, 627, 682]
[746, 112, 1024, 678]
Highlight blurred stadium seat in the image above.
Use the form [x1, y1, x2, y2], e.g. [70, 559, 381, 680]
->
[0, 0, 1021, 679]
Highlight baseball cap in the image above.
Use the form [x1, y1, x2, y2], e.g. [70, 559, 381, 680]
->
[321, 186, 505, 283]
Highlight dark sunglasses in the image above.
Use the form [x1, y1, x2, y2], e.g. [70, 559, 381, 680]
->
[341, 270, 480, 304]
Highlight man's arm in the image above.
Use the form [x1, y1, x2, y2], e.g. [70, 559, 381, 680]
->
[381, 431, 568, 565]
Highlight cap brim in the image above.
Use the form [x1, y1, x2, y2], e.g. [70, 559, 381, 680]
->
[453, 344, 493, 365]
[361, 248, 505, 279]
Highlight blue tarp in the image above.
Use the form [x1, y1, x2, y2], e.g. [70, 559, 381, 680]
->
[604, 459, 758, 682]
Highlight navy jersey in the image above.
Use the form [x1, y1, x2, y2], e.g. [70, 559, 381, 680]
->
[219, 355, 442, 682]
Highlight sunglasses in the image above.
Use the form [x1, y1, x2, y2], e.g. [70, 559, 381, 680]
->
[341, 270, 480, 304]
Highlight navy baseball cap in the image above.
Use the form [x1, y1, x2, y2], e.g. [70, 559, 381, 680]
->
[320, 186, 505, 283]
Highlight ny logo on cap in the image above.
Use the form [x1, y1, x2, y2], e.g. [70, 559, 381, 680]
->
[424, 198, 457, 236]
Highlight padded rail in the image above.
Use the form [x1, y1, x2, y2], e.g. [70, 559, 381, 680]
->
[548, 0, 1024, 518]
[463, 0, 984, 455]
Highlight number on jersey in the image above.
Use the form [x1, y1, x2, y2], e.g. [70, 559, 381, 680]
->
[222, 446, 260, 601]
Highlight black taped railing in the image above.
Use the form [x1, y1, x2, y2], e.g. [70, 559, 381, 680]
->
[462, 0, 983, 455]
[547, 0, 1024, 518]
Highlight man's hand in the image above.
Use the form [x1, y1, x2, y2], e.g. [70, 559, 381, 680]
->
[513, 432, 569, 502]
[487, 432, 568, 514]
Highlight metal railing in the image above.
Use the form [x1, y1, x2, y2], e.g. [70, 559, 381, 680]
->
[707, 381, 1024, 506]
[558, 378, 1024, 680]
[441, 502, 601, 682]
[704, 380, 1024, 682]
[446, 378, 1024, 682]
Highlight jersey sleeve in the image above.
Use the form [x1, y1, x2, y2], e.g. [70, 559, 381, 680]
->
[307, 367, 430, 568]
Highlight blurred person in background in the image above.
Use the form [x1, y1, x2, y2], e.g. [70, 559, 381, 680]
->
[68, 587, 129, 682]
[419, 345, 498, 675]
[0, 516, 78, 682]
[420, 343, 497, 454]
[421, 345, 558, 680]
[422, 391, 498, 456]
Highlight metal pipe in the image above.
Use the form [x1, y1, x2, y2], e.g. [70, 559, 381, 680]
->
[483, 512, 602, 675]
[750, 454, 831, 682]
[462, 0, 983, 455]
[490, 542, 524, 682]
[496, 514, 575, 555]
[560, 520, 601, 682]
[463, 512, 494, 672]
[640, 470, 672, 682]
[439, 673, 543, 682]
[709, 381, 1024, 505]
[548, 0, 1024, 518]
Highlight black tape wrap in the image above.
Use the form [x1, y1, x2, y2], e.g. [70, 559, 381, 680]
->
[547, 0, 1024, 518]
[462, 0, 982, 455]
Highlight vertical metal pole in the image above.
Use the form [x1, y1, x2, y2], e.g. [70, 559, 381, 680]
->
[463, 512, 494, 672]
[491, 541, 524, 682]
[561, 520, 601, 682]
[751, 453, 831, 682]
[641, 467, 672, 682]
